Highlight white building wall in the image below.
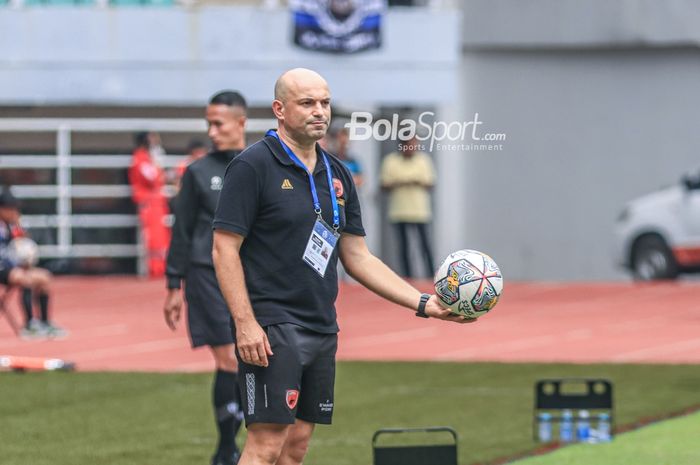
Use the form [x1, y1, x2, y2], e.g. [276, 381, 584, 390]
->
[0, 7, 460, 107]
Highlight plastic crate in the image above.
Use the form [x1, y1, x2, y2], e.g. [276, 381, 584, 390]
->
[372, 426, 458, 465]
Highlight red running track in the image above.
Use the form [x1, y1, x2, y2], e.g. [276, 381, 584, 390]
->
[0, 277, 699, 372]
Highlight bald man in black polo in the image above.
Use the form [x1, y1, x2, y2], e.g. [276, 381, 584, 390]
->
[212, 68, 475, 465]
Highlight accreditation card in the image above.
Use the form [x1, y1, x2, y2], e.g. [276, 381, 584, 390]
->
[302, 218, 339, 277]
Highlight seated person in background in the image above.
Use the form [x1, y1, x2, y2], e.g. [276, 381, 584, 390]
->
[0, 186, 66, 338]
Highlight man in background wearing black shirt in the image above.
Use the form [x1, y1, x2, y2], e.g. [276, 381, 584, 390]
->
[164, 91, 247, 465]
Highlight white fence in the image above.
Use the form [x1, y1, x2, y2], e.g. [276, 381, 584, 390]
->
[0, 117, 275, 274]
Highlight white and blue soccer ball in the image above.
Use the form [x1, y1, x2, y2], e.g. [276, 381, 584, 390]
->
[434, 249, 503, 319]
[8, 237, 40, 267]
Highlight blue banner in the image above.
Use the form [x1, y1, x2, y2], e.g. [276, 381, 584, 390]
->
[291, 0, 385, 54]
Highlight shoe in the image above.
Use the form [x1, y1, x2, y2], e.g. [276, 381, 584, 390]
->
[210, 450, 240, 465]
[19, 319, 47, 340]
[42, 322, 68, 339]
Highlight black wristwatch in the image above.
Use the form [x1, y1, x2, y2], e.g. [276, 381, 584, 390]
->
[415, 293, 431, 318]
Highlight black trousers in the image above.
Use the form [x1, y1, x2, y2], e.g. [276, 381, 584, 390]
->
[394, 222, 435, 278]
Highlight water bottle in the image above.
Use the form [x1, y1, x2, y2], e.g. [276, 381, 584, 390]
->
[537, 412, 553, 442]
[560, 409, 574, 442]
[576, 410, 590, 442]
[596, 413, 612, 442]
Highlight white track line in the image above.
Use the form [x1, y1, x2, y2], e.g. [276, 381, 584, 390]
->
[173, 360, 216, 372]
[61, 338, 184, 361]
[435, 334, 557, 360]
[611, 338, 700, 362]
[0, 324, 130, 349]
[70, 324, 130, 338]
[341, 327, 438, 348]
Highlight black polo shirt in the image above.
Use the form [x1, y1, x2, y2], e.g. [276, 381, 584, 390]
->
[213, 132, 365, 334]
[166, 150, 240, 289]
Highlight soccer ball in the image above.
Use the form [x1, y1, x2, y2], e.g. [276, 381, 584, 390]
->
[434, 249, 503, 319]
[8, 237, 40, 267]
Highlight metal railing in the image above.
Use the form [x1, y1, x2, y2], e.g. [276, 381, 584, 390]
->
[0, 117, 275, 274]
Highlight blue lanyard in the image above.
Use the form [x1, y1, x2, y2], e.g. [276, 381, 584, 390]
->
[267, 130, 340, 230]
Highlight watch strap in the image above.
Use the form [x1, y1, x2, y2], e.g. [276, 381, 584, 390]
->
[415, 293, 431, 318]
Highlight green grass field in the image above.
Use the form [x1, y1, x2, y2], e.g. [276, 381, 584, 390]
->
[515, 410, 700, 465]
[1, 362, 699, 465]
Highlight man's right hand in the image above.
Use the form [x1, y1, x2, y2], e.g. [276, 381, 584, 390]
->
[236, 318, 274, 367]
[425, 295, 478, 324]
[163, 289, 184, 331]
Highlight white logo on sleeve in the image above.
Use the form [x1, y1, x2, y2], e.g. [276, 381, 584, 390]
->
[210, 176, 223, 191]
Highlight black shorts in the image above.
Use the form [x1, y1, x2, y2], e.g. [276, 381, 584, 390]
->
[184, 265, 235, 348]
[237, 323, 337, 426]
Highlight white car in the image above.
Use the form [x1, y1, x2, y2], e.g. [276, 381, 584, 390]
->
[614, 174, 700, 280]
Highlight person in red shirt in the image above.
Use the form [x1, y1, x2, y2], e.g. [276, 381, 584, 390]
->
[129, 132, 171, 277]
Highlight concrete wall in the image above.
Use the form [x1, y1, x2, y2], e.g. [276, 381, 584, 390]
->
[0, 6, 460, 107]
[463, 0, 700, 48]
[445, 0, 700, 280]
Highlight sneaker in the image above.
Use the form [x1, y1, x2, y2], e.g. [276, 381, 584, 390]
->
[42, 322, 68, 339]
[19, 319, 47, 340]
[210, 450, 240, 465]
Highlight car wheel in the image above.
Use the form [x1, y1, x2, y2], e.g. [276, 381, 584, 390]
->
[631, 236, 679, 281]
